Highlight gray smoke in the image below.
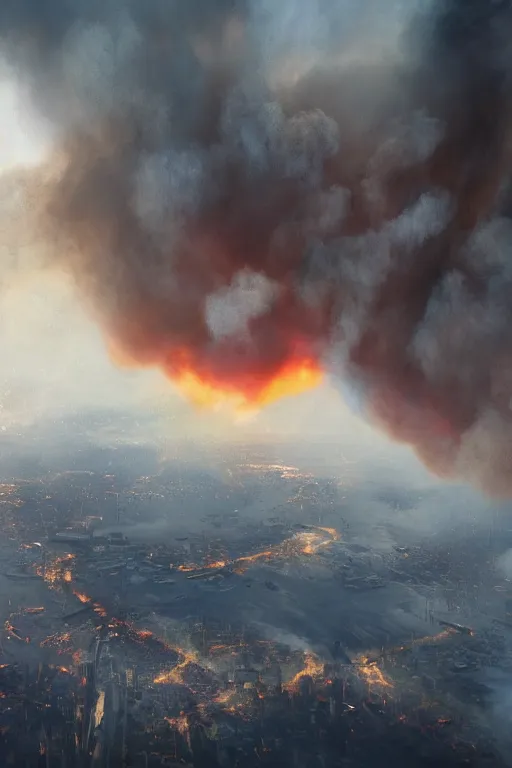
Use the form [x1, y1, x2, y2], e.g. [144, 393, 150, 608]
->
[2, 0, 512, 494]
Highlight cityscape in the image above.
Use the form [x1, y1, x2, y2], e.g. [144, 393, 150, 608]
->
[0, 425, 511, 766]
[2, 0, 512, 765]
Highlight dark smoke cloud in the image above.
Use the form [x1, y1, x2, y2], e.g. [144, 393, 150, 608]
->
[2, 0, 512, 494]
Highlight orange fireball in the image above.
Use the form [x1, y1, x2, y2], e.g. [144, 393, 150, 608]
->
[173, 357, 323, 411]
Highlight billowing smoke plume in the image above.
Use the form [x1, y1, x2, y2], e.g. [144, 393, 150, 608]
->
[1, 0, 512, 494]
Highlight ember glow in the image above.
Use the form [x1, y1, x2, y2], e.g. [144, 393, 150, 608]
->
[236, 528, 339, 568]
[37, 554, 75, 588]
[409, 629, 457, 648]
[354, 656, 393, 692]
[154, 648, 199, 685]
[213, 689, 237, 706]
[284, 652, 324, 692]
[93, 603, 107, 618]
[300, 529, 340, 556]
[40, 631, 72, 648]
[73, 591, 91, 605]
[173, 357, 323, 412]
[164, 715, 189, 736]
[386, 628, 458, 657]
[176, 526, 339, 575]
[94, 690, 105, 727]
[178, 559, 227, 574]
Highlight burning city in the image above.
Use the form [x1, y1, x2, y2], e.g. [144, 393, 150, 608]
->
[0, 435, 512, 767]
[2, 2, 512, 764]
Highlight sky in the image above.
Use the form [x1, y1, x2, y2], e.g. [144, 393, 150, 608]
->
[0, 68, 377, 445]
[0, 74, 363, 445]
[0, 0, 503, 502]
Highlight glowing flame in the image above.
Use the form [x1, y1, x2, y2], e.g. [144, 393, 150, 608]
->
[178, 559, 226, 573]
[173, 357, 323, 412]
[41, 631, 72, 648]
[176, 526, 339, 574]
[164, 714, 189, 735]
[209, 642, 247, 656]
[300, 532, 333, 555]
[94, 690, 105, 726]
[284, 651, 324, 692]
[235, 549, 273, 567]
[111, 341, 322, 410]
[214, 689, 236, 706]
[355, 656, 393, 690]
[38, 553, 75, 587]
[407, 628, 456, 648]
[386, 628, 457, 656]
[301, 527, 341, 555]
[73, 591, 91, 604]
[154, 647, 199, 685]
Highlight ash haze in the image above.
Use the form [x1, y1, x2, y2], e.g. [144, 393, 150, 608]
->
[0, 0, 420, 467]
[5, 6, 512, 766]
[2, 0, 512, 495]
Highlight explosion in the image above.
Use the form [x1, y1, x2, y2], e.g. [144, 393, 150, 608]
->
[3, 0, 512, 491]
[174, 356, 323, 411]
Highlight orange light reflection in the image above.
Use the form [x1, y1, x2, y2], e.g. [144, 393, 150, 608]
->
[173, 358, 322, 412]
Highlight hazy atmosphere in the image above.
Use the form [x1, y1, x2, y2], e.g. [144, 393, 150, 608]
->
[1, 1, 512, 767]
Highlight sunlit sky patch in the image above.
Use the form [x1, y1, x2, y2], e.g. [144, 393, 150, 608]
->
[0, 73, 52, 173]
